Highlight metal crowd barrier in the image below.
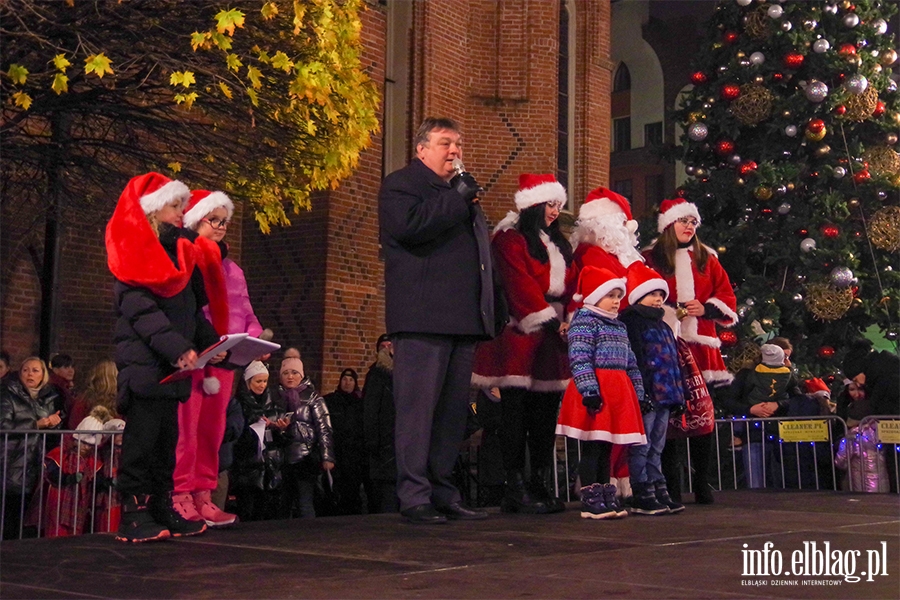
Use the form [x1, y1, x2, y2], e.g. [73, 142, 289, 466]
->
[1, 429, 122, 542]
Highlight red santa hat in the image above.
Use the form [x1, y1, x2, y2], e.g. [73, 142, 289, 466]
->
[514, 173, 567, 211]
[578, 186, 635, 220]
[183, 190, 235, 230]
[132, 172, 191, 215]
[573, 266, 626, 307]
[804, 377, 831, 398]
[657, 198, 702, 233]
[625, 262, 669, 306]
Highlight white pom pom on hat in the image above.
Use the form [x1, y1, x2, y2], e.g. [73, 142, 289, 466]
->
[203, 376, 221, 395]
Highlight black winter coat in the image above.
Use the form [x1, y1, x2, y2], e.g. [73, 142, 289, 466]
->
[218, 394, 245, 472]
[0, 380, 62, 494]
[362, 351, 396, 481]
[113, 224, 220, 409]
[233, 382, 289, 491]
[379, 158, 498, 338]
[323, 389, 366, 468]
[282, 379, 335, 465]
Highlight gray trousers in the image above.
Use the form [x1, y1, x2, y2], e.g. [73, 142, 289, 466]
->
[393, 333, 476, 511]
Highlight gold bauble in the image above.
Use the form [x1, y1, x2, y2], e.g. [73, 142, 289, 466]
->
[815, 144, 832, 157]
[736, 177, 746, 186]
[844, 87, 879, 122]
[873, 64, 883, 74]
[731, 84, 775, 126]
[869, 206, 900, 252]
[753, 75, 764, 84]
[846, 55, 862, 67]
[736, 51, 746, 59]
[847, 198, 860, 210]
[805, 128, 827, 142]
[890, 174, 900, 188]
[755, 186, 773, 201]
[717, 246, 727, 254]
[862, 146, 900, 178]
[891, 112, 900, 126]
[744, 6, 771, 39]
[729, 341, 761, 373]
[805, 283, 854, 321]
[881, 49, 898, 66]
[712, 42, 723, 50]
[786, 182, 795, 192]
[687, 111, 704, 123]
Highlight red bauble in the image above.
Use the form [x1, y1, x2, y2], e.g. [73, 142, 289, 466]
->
[715, 139, 735, 156]
[853, 169, 871, 184]
[796, 228, 809, 237]
[738, 160, 758, 175]
[723, 31, 739, 45]
[783, 52, 805, 70]
[839, 43, 857, 56]
[691, 71, 708, 85]
[818, 346, 836, 359]
[719, 330, 738, 348]
[822, 224, 840, 238]
[773, 72, 784, 82]
[834, 105, 847, 115]
[675, 187, 687, 198]
[873, 101, 885, 117]
[721, 84, 741, 101]
[807, 119, 826, 133]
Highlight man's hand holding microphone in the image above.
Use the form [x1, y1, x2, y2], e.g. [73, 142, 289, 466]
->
[451, 158, 482, 204]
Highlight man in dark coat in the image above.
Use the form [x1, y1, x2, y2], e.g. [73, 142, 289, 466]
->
[378, 117, 498, 523]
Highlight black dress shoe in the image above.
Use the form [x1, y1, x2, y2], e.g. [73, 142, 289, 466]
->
[435, 502, 489, 521]
[400, 503, 448, 524]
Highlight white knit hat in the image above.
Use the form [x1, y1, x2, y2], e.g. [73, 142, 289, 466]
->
[244, 360, 269, 382]
[74, 415, 107, 446]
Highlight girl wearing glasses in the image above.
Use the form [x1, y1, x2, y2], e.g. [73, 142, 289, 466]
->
[643, 198, 738, 505]
[170, 190, 267, 528]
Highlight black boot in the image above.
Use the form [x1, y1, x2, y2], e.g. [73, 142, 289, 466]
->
[500, 470, 550, 514]
[116, 494, 171, 543]
[653, 479, 684, 513]
[691, 433, 715, 504]
[630, 481, 668, 515]
[149, 493, 208, 537]
[529, 468, 565, 514]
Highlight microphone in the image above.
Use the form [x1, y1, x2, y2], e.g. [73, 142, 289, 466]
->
[451, 158, 467, 178]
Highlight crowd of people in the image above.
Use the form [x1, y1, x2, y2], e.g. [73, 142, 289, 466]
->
[2, 116, 898, 541]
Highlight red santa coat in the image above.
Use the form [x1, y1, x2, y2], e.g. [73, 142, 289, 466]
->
[644, 245, 738, 386]
[573, 243, 635, 276]
[472, 216, 578, 392]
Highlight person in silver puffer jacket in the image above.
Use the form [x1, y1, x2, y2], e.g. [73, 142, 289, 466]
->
[278, 357, 334, 517]
[835, 421, 889, 493]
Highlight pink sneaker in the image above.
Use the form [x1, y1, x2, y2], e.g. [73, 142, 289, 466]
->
[193, 490, 238, 527]
[171, 492, 204, 522]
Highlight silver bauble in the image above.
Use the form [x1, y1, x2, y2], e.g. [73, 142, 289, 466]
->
[873, 19, 888, 35]
[749, 52, 765, 66]
[775, 184, 787, 196]
[745, 297, 756, 307]
[812, 39, 830, 54]
[833, 166, 846, 179]
[767, 5, 783, 19]
[739, 59, 751, 68]
[785, 125, 798, 137]
[843, 13, 860, 28]
[777, 202, 792, 215]
[800, 238, 817, 253]
[728, 154, 742, 166]
[845, 74, 868, 95]
[738, 305, 750, 318]
[804, 19, 818, 31]
[792, 293, 804, 303]
[805, 81, 829, 102]
[824, 4, 838, 15]
[685, 165, 696, 175]
[687, 122, 709, 141]
[781, 21, 793, 32]
[830, 266, 855, 288]
[736, 0, 752, 5]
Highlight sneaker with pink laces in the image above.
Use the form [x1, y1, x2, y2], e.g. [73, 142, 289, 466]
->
[171, 492, 204, 522]
[192, 490, 238, 527]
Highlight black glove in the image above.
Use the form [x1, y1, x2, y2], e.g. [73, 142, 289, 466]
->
[639, 399, 654, 415]
[670, 403, 686, 417]
[542, 317, 561, 334]
[582, 393, 602, 412]
[451, 171, 481, 203]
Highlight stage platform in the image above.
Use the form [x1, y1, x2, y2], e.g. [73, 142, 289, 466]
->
[2, 490, 898, 599]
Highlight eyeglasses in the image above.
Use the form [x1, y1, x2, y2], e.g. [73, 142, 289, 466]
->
[676, 217, 700, 228]
[203, 217, 230, 229]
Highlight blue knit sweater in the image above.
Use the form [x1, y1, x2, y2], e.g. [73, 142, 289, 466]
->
[619, 304, 685, 408]
[568, 307, 644, 401]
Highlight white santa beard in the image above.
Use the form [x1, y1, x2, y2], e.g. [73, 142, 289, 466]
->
[572, 215, 643, 267]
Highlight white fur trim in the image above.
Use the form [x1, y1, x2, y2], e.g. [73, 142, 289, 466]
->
[183, 191, 235, 230]
[673, 249, 695, 303]
[139, 180, 190, 214]
[542, 232, 566, 297]
[702, 369, 734, 385]
[493, 210, 519, 235]
[658, 202, 701, 233]
[582, 278, 626, 307]
[515, 181, 567, 210]
[519, 305, 557, 334]
[578, 198, 624, 221]
[627, 278, 669, 306]
[678, 316, 721, 349]
[706, 297, 739, 326]
[661, 305, 681, 337]
[555, 424, 647, 445]
[471, 373, 532, 390]
[203, 376, 221, 395]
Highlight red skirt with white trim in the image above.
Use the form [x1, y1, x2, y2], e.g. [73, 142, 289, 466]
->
[556, 369, 646, 445]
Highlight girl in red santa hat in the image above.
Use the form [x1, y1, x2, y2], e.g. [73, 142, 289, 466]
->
[471, 173, 578, 514]
[168, 190, 267, 527]
[643, 198, 739, 504]
[556, 266, 646, 520]
[106, 172, 228, 542]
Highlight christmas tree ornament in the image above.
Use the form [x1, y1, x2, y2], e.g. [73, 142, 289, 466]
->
[806, 283, 853, 321]
[729, 154, 742, 166]
[877, 191, 887, 200]
[862, 147, 900, 178]
[817, 346, 836, 359]
[852, 169, 870, 184]
[745, 297, 755, 307]
[723, 30, 739, 45]
[755, 186, 773, 201]
[715, 139, 735, 156]
[687, 111, 705, 123]
[739, 59, 751, 68]
[830, 266, 855, 288]
[745, 7, 772, 39]
[847, 197, 860, 210]
[753, 75, 764, 84]
[736, 177, 746, 186]
[777, 202, 792, 215]
[815, 144, 832, 157]
[737, 0, 752, 7]
[806, 119, 826, 133]
[695, 167, 708, 177]
[824, 5, 839, 15]
[729, 341, 761, 372]
[800, 238, 817, 252]
[792, 293, 804, 303]
[869, 207, 900, 252]
[844, 87, 878, 121]
[783, 52, 805, 69]
[872, 18, 888, 34]
[775, 184, 787, 195]
[739, 160, 758, 174]
[767, 5, 783, 19]
[833, 105, 847, 115]
[773, 72, 784, 82]
[796, 227, 809, 237]
[843, 13, 860, 27]
[690, 72, 708, 85]
[804, 19, 818, 31]
[781, 21, 793, 32]
[812, 39, 830, 53]
[719, 329, 739, 348]
[805, 80, 829, 102]
[873, 101, 886, 117]
[833, 166, 846, 178]
[717, 246, 727, 254]
[750, 52, 765, 65]
[822, 224, 840, 238]
[838, 43, 857, 56]
[805, 128, 827, 142]
[844, 74, 868, 95]
[881, 49, 898, 65]
[721, 84, 741, 101]
[785, 125, 798, 137]
[687, 122, 709, 141]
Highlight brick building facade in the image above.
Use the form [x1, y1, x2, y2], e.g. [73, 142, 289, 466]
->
[1, 0, 614, 392]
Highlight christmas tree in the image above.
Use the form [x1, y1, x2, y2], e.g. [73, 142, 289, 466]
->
[670, 0, 899, 379]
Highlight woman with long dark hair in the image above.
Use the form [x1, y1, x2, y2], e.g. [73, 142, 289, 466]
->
[472, 174, 577, 513]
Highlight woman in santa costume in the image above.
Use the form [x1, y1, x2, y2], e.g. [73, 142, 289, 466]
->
[106, 172, 228, 542]
[472, 173, 578, 514]
[169, 190, 266, 527]
[643, 198, 738, 504]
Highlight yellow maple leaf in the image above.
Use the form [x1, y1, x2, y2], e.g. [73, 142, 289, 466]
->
[190, 31, 209, 51]
[7, 64, 28, 85]
[215, 8, 245, 36]
[247, 88, 259, 107]
[52, 54, 71, 72]
[84, 54, 114, 78]
[51, 73, 69, 94]
[272, 52, 294, 73]
[261, 2, 279, 19]
[226, 54, 243, 72]
[218, 82, 233, 99]
[167, 162, 182, 173]
[247, 66, 263, 89]
[169, 71, 196, 88]
[174, 92, 198, 109]
[13, 91, 32, 110]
